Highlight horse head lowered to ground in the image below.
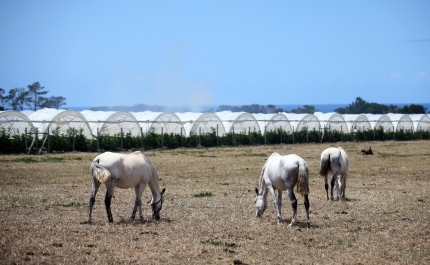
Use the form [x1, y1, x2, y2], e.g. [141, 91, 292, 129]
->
[82, 151, 165, 224]
[255, 153, 311, 228]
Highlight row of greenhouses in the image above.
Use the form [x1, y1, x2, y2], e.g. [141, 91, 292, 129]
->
[1, 108, 430, 139]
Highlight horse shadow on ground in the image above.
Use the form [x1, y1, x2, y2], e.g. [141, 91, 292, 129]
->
[291, 221, 320, 230]
[80, 217, 174, 225]
[115, 216, 174, 225]
[338, 197, 361, 202]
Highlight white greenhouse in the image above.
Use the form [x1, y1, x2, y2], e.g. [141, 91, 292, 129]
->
[1, 108, 429, 141]
[314, 112, 348, 133]
[284, 113, 320, 133]
[131, 111, 184, 136]
[343, 114, 372, 133]
[215, 111, 260, 134]
[176, 112, 225, 137]
[254, 113, 291, 135]
[0, 110, 35, 135]
[409, 114, 430, 132]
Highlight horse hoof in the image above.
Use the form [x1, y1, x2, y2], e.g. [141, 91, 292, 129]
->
[80, 220, 92, 225]
[287, 224, 293, 228]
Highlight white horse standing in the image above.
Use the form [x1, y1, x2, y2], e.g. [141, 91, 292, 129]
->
[255, 153, 311, 228]
[319, 147, 349, 200]
[82, 151, 165, 224]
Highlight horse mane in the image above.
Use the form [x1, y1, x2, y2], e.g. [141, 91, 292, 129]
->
[258, 152, 280, 190]
[141, 153, 160, 181]
[258, 159, 268, 190]
[91, 159, 112, 183]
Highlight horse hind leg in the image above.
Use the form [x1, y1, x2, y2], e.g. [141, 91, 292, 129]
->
[330, 173, 338, 201]
[339, 174, 347, 200]
[324, 175, 329, 200]
[104, 184, 116, 223]
[286, 188, 297, 228]
[82, 177, 101, 224]
[304, 194, 310, 228]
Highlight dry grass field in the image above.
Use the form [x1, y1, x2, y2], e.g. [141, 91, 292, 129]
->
[1, 141, 429, 264]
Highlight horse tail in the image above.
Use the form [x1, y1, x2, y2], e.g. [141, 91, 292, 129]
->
[296, 159, 309, 195]
[319, 153, 331, 177]
[91, 159, 111, 183]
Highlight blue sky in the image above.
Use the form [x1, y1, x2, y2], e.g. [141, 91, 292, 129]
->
[1, 1, 429, 110]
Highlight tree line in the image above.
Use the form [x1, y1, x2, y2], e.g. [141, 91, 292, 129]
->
[1, 84, 427, 115]
[334, 97, 428, 114]
[0, 82, 66, 111]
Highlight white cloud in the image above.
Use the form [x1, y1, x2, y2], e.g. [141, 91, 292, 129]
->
[278, 74, 288, 86]
[246, 78, 255, 85]
[416, 72, 429, 83]
[390, 72, 404, 81]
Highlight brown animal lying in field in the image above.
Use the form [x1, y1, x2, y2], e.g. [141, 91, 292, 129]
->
[361, 147, 373, 155]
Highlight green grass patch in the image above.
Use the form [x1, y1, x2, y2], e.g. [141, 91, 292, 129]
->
[15, 157, 39, 163]
[380, 153, 413, 158]
[234, 153, 267, 157]
[63, 202, 89, 208]
[201, 239, 235, 247]
[41, 157, 66, 162]
[193, 192, 213, 198]
[2, 156, 87, 163]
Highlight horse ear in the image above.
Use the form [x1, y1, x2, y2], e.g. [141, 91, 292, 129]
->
[161, 188, 166, 195]
[255, 187, 258, 194]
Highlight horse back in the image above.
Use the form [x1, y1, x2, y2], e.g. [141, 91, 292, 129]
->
[95, 152, 154, 188]
[265, 154, 308, 191]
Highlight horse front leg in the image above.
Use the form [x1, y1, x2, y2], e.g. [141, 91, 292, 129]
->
[104, 184, 116, 223]
[277, 189, 282, 222]
[286, 188, 297, 228]
[81, 177, 101, 224]
[266, 185, 281, 224]
[132, 183, 146, 220]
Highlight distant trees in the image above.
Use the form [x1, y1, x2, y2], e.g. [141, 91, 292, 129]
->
[288, 105, 318, 114]
[0, 88, 7, 111]
[39, 96, 67, 109]
[216, 104, 286, 113]
[27, 82, 48, 111]
[0, 82, 66, 111]
[335, 97, 427, 114]
[398, 104, 428, 114]
[90, 104, 165, 112]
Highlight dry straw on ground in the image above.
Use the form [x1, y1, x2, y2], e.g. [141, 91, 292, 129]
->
[0, 141, 429, 264]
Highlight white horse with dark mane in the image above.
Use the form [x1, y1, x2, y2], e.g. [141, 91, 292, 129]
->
[319, 147, 349, 200]
[82, 151, 165, 224]
[255, 153, 311, 228]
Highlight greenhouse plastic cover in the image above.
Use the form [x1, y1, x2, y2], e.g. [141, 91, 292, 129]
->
[1, 108, 429, 138]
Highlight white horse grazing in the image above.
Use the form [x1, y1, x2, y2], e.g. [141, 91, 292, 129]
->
[82, 151, 165, 224]
[319, 147, 349, 200]
[255, 153, 311, 228]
